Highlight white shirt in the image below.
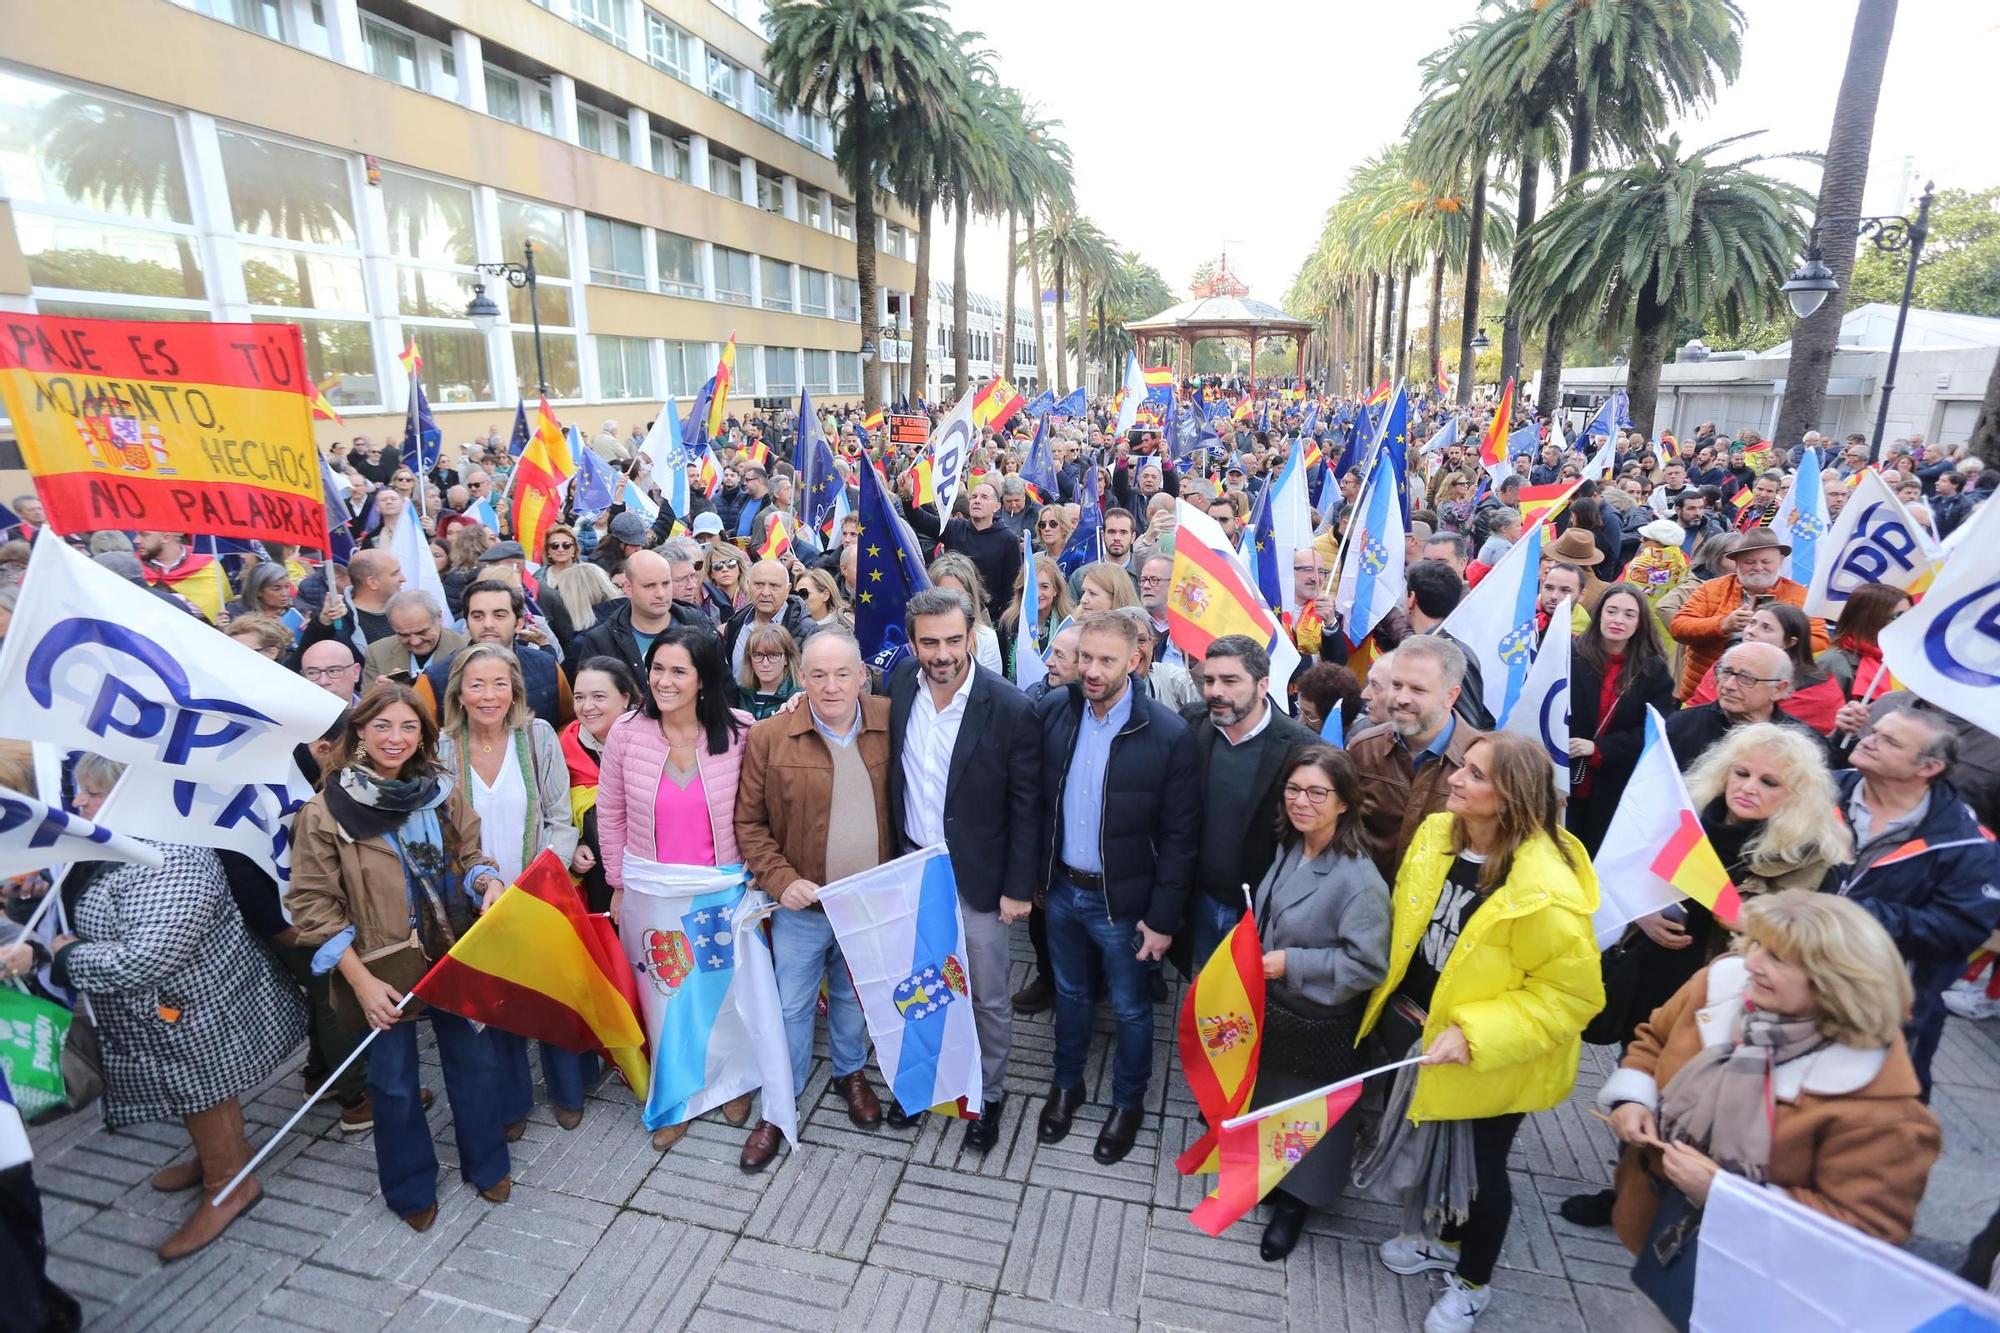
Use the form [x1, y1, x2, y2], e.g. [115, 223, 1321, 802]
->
[901, 662, 976, 848]
[468, 751, 529, 885]
[1221, 700, 1274, 747]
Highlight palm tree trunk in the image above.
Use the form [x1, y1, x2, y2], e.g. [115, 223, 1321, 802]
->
[1426, 250, 1447, 395]
[1002, 207, 1018, 383]
[1075, 272, 1091, 396]
[1502, 140, 1542, 392]
[1394, 264, 1414, 386]
[952, 202, 970, 397]
[910, 199, 933, 405]
[1378, 270, 1396, 386]
[852, 76, 881, 414]
[1970, 347, 2000, 470]
[1456, 166, 1488, 406]
[1775, 0, 1900, 451]
[1534, 129, 1589, 413]
[1053, 256, 1069, 398]
[1363, 273, 1379, 387]
[1625, 280, 1675, 439]
[1028, 204, 1048, 393]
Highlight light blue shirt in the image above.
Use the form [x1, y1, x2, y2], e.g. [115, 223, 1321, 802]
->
[1060, 681, 1135, 874]
[811, 702, 863, 749]
[1407, 713, 1456, 771]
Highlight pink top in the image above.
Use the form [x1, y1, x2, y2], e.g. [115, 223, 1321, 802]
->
[596, 709, 749, 887]
[653, 764, 718, 864]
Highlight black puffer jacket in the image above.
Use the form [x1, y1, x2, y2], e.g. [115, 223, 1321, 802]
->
[1035, 675, 1201, 933]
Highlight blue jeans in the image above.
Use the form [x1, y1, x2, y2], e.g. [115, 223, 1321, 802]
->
[367, 1008, 509, 1216]
[490, 1033, 601, 1116]
[492, 1031, 533, 1124]
[772, 907, 869, 1096]
[1046, 876, 1155, 1110]
[1187, 893, 1241, 977]
[541, 1046, 601, 1112]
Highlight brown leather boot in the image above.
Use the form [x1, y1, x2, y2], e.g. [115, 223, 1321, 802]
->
[151, 1157, 202, 1192]
[720, 1093, 754, 1127]
[158, 1099, 260, 1261]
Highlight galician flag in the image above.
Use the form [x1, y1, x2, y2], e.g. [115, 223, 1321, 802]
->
[1773, 445, 1830, 591]
[1590, 707, 1741, 944]
[1175, 910, 1266, 1175]
[1502, 596, 1571, 783]
[817, 845, 983, 1117]
[644, 397, 688, 515]
[1112, 351, 1146, 438]
[1333, 442, 1406, 646]
[1802, 466, 1941, 618]
[617, 859, 797, 1141]
[1438, 518, 1549, 727]
[1011, 522, 1046, 690]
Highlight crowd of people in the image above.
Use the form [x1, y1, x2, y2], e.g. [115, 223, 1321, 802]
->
[2, 376, 1997, 1333]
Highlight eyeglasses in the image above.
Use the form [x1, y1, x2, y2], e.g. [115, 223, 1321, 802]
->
[1138, 574, 1169, 586]
[1282, 782, 1335, 806]
[1037, 520, 1063, 530]
[751, 650, 787, 663]
[301, 665, 355, 682]
[545, 541, 575, 552]
[1714, 666, 1787, 687]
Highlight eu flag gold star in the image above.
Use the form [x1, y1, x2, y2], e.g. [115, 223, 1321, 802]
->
[858, 590, 873, 603]
[866, 543, 881, 557]
[869, 570, 882, 581]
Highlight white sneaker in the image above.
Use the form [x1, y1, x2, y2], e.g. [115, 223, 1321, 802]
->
[1423, 1273, 1492, 1333]
[1944, 984, 2000, 1021]
[1379, 1232, 1462, 1275]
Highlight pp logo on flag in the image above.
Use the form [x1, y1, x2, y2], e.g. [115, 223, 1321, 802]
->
[1922, 583, 2000, 688]
[1828, 502, 1923, 600]
[893, 956, 966, 1023]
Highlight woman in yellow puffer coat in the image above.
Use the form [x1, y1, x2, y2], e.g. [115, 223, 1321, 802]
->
[1352, 733, 1604, 1333]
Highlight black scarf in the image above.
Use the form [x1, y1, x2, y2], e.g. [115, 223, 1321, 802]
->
[324, 764, 444, 843]
[1700, 796, 1762, 881]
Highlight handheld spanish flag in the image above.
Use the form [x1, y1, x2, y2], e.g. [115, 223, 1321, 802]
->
[707, 335, 736, 440]
[512, 397, 576, 562]
[1364, 377, 1392, 407]
[738, 438, 773, 468]
[1516, 480, 1579, 534]
[1175, 910, 1265, 1174]
[412, 849, 649, 1098]
[1652, 807, 1743, 926]
[398, 337, 424, 376]
[757, 510, 795, 561]
[862, 407, 884, 433]
[969, 376, 1028, 432]
[1477, 378, 1515, 485]
[308, 376, 343, 424]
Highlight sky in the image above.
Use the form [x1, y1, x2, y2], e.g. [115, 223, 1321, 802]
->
[938, 0, 1998, 313]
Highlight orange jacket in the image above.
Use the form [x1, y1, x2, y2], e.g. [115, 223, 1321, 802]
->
[1667, 574, 1827, 699]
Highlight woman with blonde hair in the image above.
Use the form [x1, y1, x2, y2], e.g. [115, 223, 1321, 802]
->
[540, 523, 582, 574]
[793, 566, 850, 631]
[733, 622, 802, 719]
[543, 560, 620, 653]
[1033, 504, 1077, 562]
[224, 613, 294, 661]
[1357, 733, 1603, 1333]
[704, 543, 750, 614]
[927, 552, 1005, 673]
[1599, 891, 1940, 1326]
[443, 522, 496, 619]
[1075, 560, 1142, 614]
[1000, 553, 1075, 682]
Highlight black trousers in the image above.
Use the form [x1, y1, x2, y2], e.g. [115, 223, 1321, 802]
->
[1437, 1112, 1526, 1287]
[1029, 900, 1051, 984]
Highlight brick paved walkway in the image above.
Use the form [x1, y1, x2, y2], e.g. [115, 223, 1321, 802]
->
[28, 937, 2000, 1331]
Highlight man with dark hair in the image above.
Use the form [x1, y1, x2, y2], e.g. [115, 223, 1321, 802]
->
[1421, 532, 1468, 574]
[1034, 610, 1199, 1165]
[1402, 560, 1491, 729]
[884, 587, 1040, 1147]
[904, 478, 1020, 617]
[416, 579, 572, 728]
[1184, 634, 1314, 966]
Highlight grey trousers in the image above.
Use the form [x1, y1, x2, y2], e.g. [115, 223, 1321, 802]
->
[960, 902, 1013, 1095]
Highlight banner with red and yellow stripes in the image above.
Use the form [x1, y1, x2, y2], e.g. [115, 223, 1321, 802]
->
[0, 313, 326, 545]
[1190, 1080, 1365, 1235]
[1175, 910, 1265, 1174]
[412, 849, 649, 1098]
[512, 397, 575, 562]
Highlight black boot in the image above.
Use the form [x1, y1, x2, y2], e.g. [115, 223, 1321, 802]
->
[1260, 1191, 1309, 1262]
[1558, 1188, 1617, 1228]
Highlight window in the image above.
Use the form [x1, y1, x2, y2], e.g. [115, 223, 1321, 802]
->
[656, 232, 702, 297]
[499, 196, 571, 279]
[573, 0, 628, 48]
[764, 346, 796, 396]
[194, 0, 281, 38]
[832, 201, 855, 241]
[258, 314, 380, 409]
[517, 332, 581, 399]
[596, 335, 654, 399]
[834, 276, 859, 323]
[836, 350, 860, 394]
[803, 348, 832, 394]
[664, 340, 707, 397]
[799, 269, 828, 317]
[586, 215, 646, 289]
[802, 192, 826, 231]
[650, 132, 691, 182]
[756, 171, 785, 214]
[706, 51, 740, 108]
[405, 325, 493, 405]
[361, 16, 418, 88]
[485, 65, 554, 134]
[577, 104, 632, 161]
[708, 152, 743, 202]
[759, 257, 793, 311]
[796, 112, 831, 155]
[645, 10, 692, 81]
[712, 246, 752, 305]
[753, 78, 784, 131]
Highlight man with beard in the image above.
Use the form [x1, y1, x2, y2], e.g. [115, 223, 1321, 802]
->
[1183, 635, 1314, 966]
[1347, 636, 1484, 882]
[1668, 527, 1826, 699]
[883, 588, 1040, 1147]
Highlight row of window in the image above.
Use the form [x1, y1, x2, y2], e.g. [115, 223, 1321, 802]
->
[581, 215, 857, 317]
[930, 325, 1038, 368]
[595, 336, 859, 401]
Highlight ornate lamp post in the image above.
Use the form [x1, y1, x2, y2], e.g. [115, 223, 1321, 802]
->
[466, 241, 547, 397]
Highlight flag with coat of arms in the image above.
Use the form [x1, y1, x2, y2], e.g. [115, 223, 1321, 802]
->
[1437, 518, 1550, 727]
[1333, 442, 1405, 647]
[817, 845, 983, 1117]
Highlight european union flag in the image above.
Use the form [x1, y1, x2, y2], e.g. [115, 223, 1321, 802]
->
[1057, 462, 1103, 577]
[1300, 402, 1319, 436]
[1020, 418, 1059, 501]
[317, 451, 355, 566]
[401, 376, 442, 474]
[1023, 389, 1057, 419]
[571, 445, 617, 513]
[797, 390, 841, 535]
[1052, 386, 1086, 418]
[1375, 386, 1412, 518]
[855, 460, 932, 667]
[1241, 475, 1281, 609]
[507, 400, 530, 457]
[682, 375, 717, 453]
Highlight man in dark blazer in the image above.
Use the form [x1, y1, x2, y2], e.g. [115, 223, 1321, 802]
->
[1184, 633, 1316, 968]
[886, 587, 1041, 1149]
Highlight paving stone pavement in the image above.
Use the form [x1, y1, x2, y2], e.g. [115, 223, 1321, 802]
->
[28, 935, 2000, 1331]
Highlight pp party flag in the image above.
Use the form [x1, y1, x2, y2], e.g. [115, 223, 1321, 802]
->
[1438, 516, 1549, 727]
[94, 755, 315, 888]
[1477, 378, 1516, 485]
[1011, 522, 1047, 690]
[1516, 480, 1580, 534]
[1333, 442, 1406, 646]
[756, 510, 796, 561]
[618, 861, 797, 1143]
[855, 458, 933, 664]
[1057, 461, 1104, 577]
[512, 397, 576, 562]
[1174, 910, 1266, 1174]
[1773, 445, 1830, 589]
[1108, 351, 1145, 438]
[969, 375, 1028, 433]
[1803, 466, 1941, 618]
[0, 528, 343, 781]
[1051, 386, 1086, 418]
[707, 335, 736, 440]
[1694, 1171, 2000, 1333]
[398, 337, 423, 376]
[817, 844, 983, 1118]
[1878, 489, 2000, 741]
[1188, 1074, 1367, 1236]
[412, 848, 648, 1099]
[507, 400, 531, 457]
[914, 391, 978, 516]
[1166, 499, 1300, 709]
[1501, 596, 1571, 782]
[0, 783, 165, 880]
[1590, 707, 1739, 944]
[401, 367, 442, 475]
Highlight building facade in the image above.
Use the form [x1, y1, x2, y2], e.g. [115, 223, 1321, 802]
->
[880, 280, 1039, 403]
[0, 0, 921, 462]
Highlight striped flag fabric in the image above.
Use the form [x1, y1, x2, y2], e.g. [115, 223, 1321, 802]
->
[969, 376, 1028, 433]
[1364, 378, 1392, 407]
[1591, 707, 1740, 943]
[1166, 500, 1300, 709]
[1652, 806, 1742, 926]
[1189, 1078, 1365, 1236]
[308, 376, 343, 423]
[1516, 480, 1580, 534]
[411, 849, 649, 1098]
[511, 397, 576, 562]
[756, 510, 795, 561]
[1478, 378, 1515, 485]
[1175, 910, 1265, 1175]
[1333, 442, 1405, 646]
[707, 335, 736, 440]
[398, 337, 423, 376]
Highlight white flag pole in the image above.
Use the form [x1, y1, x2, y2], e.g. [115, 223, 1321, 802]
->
[1221, 1054, 1427, 1131]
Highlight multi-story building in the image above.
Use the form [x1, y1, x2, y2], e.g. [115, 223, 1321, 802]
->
[0, 0, 921, 460]
[894, 280, 1039, 402]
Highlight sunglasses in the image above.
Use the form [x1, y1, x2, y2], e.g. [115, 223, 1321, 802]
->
[546, 540, 575, 552]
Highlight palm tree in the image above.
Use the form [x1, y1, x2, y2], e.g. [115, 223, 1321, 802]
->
[990, 91, 1071, 388]
[1511, 134, 1813, 437]
[766, 0, 957, 413]
[938, 53, 1004, 398]
[1037, 209, 1113, 396]
[1774, 0, 1900, 450]
[882, 97, 946, 405]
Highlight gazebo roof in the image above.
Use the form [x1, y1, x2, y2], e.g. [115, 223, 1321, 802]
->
[1124, 295, 1315, 339]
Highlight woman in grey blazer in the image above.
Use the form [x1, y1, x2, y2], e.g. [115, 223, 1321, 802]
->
[1250, 744, 1392, 1262]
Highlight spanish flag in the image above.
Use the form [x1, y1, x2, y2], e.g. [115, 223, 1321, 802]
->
[1189, 1079, 1365, 1236]
[1175, 910, 1265, 1175]
[308, 377, 343, 424]
[862, 408, 884, 434]
[512, 397, 576, 562]
[412, 850, 649, 1099]
[1364, 377, 1392, 407]
[398, 338, 424, 376]
[969, 376, 1027, 432]
[707, 335, 736, 440]
[1231, 394, 1256, 422]
[1478, 377, 1515, 481]
[1650, 808, 1742, 926]
[757, 510, 795, 561]
[1166, 503, 1283, 660]
[738, 438, 772, 469]
[1516, 480, 1579, 534]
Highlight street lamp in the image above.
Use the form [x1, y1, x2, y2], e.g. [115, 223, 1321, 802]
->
[1780, 182, 1934, 461]
[467, 241, 547, 396]
[1469, 326, 1491, 351]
